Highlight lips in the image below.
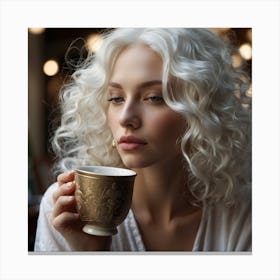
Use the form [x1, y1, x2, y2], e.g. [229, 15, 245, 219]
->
[118, 135, 147, 151]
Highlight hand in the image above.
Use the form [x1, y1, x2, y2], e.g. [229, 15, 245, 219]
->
[51, 171, 112, 251]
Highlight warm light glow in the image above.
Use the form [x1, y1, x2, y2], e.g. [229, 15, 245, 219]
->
[43, 60, 59, 76]
[231, 54, 243, 68]
[29, 28, 45, 35]
[210, 28, 230, 34]
[246, 84, 252, 97]
[239, 43, 252, 60]
[246, 29, 252, 42]
[86, 34, 103, 52]
[242, 103, 250, 109]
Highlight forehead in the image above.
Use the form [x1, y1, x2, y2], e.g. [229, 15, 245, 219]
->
[110, 44, 163, 82]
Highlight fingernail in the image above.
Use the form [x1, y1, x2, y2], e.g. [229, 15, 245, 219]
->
[66, 182, 73, 188]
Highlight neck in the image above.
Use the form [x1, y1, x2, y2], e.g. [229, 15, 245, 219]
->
[131, 158, 197, 223]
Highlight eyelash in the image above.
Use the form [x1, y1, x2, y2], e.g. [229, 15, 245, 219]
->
[145, 96, 164, 104]
[107, 96, 164, 105]
[107, 97, 124, 104]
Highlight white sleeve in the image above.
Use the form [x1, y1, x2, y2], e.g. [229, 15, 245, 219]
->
[34, 183, 72, 252]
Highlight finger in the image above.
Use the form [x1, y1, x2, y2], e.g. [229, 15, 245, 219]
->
[52, 211, 80, 231]
[52, 195, 77, 218]
[57, 171, 75, 186]
[53, 181, 76, 203]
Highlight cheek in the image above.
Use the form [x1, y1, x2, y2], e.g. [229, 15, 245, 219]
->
[147, 111, 186, 144]
[107, 110, 117, 134]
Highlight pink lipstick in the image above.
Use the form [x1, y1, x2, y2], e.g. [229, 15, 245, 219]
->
[118, 136, 147, 151]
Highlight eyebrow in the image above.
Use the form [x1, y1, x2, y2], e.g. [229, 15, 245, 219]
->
[109, 80, 162, 89]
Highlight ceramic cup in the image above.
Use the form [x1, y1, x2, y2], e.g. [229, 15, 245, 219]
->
[74, 166, 136, 236]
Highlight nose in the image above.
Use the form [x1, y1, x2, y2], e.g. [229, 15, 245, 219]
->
[119, 99, 141, 129]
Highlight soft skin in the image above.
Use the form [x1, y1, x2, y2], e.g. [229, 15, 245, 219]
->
[51, 44, 201, 251]
[107, 44, 187, 170]
[107, 44, 202, 250]
[40, 28, 251, 252]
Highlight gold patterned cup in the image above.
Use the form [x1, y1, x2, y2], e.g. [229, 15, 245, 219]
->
[74, 166, 136, 236]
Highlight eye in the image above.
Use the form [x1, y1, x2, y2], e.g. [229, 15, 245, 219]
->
[107, 97, 124, 104]
[144, 96, 165, 104]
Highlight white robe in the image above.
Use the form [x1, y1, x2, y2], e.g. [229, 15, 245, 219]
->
[34, 183, 251, 252]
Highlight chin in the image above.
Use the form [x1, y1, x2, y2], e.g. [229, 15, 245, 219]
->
[121, 158, 154, 170]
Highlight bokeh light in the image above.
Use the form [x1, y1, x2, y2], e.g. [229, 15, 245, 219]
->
[86, 34, 104, 52]
[43, 60, 59, 76]
[239, 43, 252, 60]
[29, 28, 45, 35]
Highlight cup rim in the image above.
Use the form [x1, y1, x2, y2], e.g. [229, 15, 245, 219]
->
[75, 165, 137, 177]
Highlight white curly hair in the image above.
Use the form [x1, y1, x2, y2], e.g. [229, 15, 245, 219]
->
[51, 28, 251, 205]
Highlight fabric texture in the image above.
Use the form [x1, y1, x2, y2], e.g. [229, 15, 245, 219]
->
[34, 183, 251, 252]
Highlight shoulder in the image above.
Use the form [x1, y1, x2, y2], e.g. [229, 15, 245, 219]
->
[34, 182, 72, 252]
[44, 182, 59, 195]
[207, 188, 251, 226]
[40, 182, 59, 209]
[197, 189, 252, 251]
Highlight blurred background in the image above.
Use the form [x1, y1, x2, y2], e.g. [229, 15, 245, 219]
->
[28, 28, 252, 251]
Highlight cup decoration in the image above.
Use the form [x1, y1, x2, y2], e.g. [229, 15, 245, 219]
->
[75, 166, 136, 236]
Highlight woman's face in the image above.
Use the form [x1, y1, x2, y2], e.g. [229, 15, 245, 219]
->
[107, 44, 186, 169]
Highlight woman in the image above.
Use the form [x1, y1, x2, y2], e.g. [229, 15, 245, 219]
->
[34, 28, 251, 252]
